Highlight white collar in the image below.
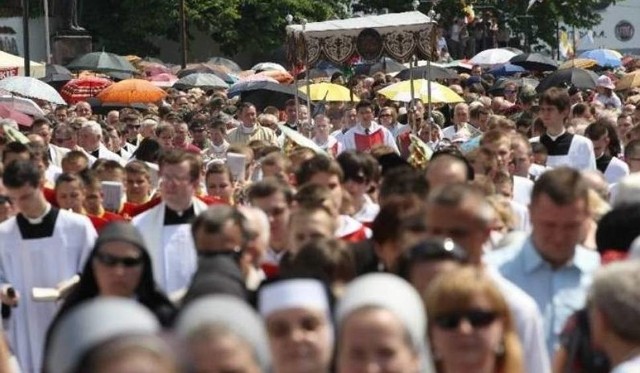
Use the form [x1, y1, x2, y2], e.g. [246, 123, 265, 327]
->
[240, 124, 256, 134]
[25, 203, 52, 225]
[546, 128, 566, 141]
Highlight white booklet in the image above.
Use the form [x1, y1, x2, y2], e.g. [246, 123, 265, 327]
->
[101, 181, 124, 212]
[32, 275, 80, 302]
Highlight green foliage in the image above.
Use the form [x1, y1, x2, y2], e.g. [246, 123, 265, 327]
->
[78, 0, 349, 58]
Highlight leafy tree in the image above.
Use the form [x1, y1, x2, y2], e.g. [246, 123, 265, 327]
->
[78, 0, 349, 58]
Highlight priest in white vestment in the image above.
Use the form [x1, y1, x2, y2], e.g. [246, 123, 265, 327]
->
[133, 150, 207, 294]
[0, 160, 96, 373]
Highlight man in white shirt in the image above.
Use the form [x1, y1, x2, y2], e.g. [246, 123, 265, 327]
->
[442, 102, 481, 140]
[340, 100, 398, 153]
[584, 119, 629, 184]
[531, 88, 596, 171]
[78, 121, 123, 164]
[133, 150, 207, 294]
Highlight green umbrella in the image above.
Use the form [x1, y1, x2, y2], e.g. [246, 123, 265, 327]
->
[67, 51, 136, 73]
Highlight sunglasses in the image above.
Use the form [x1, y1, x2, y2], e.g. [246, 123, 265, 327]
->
[0, 195, 11, 204]
[94, 252, 144, 268]
[434, 309, 498, 330]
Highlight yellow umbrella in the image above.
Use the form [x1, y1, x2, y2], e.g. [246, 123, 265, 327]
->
[558, 58, 598, 70]
[378, 79, 464, 103]
[298, 82, 359, 102]
[616, 71, 640, 91]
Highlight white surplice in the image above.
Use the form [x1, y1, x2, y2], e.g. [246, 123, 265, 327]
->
[132, 198, 207, 294]
[0, 209, 96, 373]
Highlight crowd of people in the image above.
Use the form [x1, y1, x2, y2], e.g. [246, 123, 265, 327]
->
[0, 59, 640, 373]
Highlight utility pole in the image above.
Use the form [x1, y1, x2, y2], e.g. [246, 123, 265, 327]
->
[22, 0, 30, 76]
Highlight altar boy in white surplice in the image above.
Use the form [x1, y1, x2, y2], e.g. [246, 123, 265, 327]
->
[0, 160, 96, 373]
[133, 150, 207, 294]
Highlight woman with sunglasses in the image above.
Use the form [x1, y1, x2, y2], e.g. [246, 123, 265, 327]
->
[47, 221, 176, 334]
[425, 266, 523, 373]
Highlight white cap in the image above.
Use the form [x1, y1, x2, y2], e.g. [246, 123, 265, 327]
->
[46, 297, 160, 373]
[336, 273, 436, 373]
[258, 278, 329, 317]
[177, 295, 271, 372]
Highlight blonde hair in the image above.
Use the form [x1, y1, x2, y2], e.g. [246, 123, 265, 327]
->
[425, 266, 523, 373]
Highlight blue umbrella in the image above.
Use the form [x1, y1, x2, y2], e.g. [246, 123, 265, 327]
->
[488, 63, 526, 77]
[578, 49, 622, 68]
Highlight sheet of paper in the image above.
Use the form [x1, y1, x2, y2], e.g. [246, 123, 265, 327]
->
[226, 152, 246, 182]
[102, 181, 124, 212]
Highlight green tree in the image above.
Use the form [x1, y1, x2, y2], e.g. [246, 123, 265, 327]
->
[79, 0, 349, 58]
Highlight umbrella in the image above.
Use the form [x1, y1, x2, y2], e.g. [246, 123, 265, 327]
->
[0, 76, 66, 105]
[535, 68, 599, 93]
[278, 125, 327, 155]
[174, 73, 228, 90]
[297, 60, 342, 80]
[141, 62, 171, 77]
[177, 63, 235, 83]
[207, 57, 241, 72]
[509, 53, 558, 71]
[616, 71, 640, 91]
[488, 63, 526, 77]
[97, 79, 167, 104]
[395, 65, 458, 80]
[578, 49, 622, 68]
[228, 80, 308, 111]
[84, 97, 149, 115]
[238, 74, 279, 83]
[558, 58, 598, 70]
[378, 79, 464, 103]
[40, 64, 74, 84]
[489, 77, 539, 95]
[442, 60, 473, 72]
[61, 77, 113, 104]
[0, 104, 34, 126]
[147, 73, 178, 88]
[251, 62, 286, 72]
[470, 48, 518, 66]
[0, 96, 45, 117]
[67, 51, 137, 73]
[298, 82, 359, 102]
[256, 70, 293, 84]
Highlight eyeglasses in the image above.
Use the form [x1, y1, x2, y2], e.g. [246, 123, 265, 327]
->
[0, 195, 11, 204]
[434, 309, 498, 330]
[379, 113, 392, 118]
[504, 89, 516, 94]
[94, 252, 144, 268]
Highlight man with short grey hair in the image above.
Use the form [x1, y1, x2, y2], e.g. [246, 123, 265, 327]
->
[78, 121, 122, 163]
[589, 260, 640, 372]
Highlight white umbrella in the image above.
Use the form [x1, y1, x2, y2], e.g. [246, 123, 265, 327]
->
[0, 96, 45, 117]
[469, 48, 518, 66]
[251, 62, 287, 72]
[0, 76, 65, 105]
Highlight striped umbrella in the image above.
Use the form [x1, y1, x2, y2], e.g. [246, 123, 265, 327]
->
[61, 77, 113, 104]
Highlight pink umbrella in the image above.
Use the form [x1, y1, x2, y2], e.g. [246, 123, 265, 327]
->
[0, 103, 34, 126]
[142, 62, 171, 77]
[239, 74, 279, 83]
[147, 73, 178, 88]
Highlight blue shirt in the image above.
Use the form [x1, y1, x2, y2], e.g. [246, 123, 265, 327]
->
[485, 237, 600, 356]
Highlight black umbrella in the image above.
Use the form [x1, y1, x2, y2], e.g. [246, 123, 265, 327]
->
[509, 53, 558, 72]
[67, 51, 137, 73]
[40, 64, 74, 88]
[228, 81, 308, 111]
[536, 68, 598, 93]
[396, 65, 458, 81]
[85, 97, 148, 115]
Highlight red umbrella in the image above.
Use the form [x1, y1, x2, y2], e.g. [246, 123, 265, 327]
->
[0, 103, 34, 126]
[60, 77, 113, 104]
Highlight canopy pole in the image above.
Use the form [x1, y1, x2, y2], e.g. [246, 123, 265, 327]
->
[305, 64, 312, 138]
[409, 55, 415, 117]
[427, 58, 432, 120]
[43, 0, 51, 63]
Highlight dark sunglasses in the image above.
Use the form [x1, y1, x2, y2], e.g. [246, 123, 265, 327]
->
[94, 252, 144, 268]
[434, 309, 498, 330]
[0, 195, 11, 204]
